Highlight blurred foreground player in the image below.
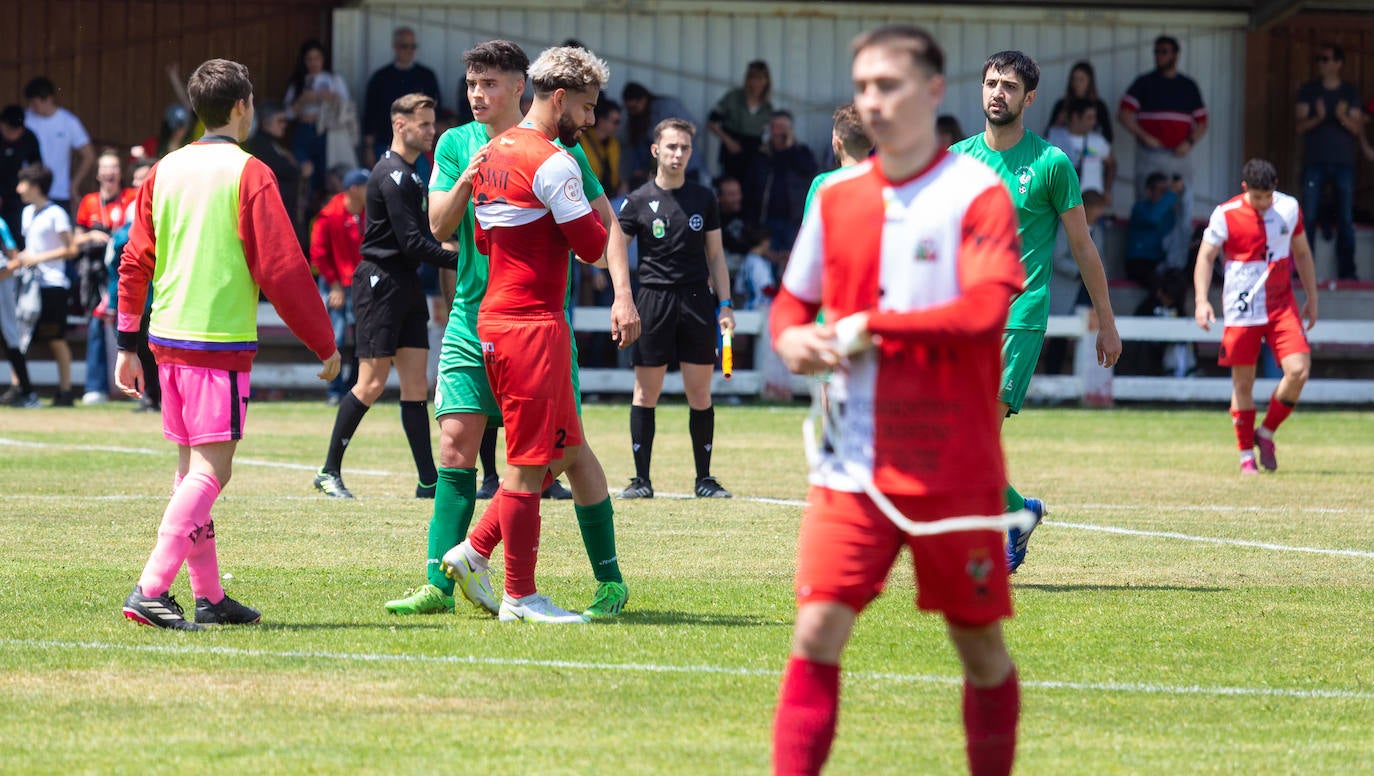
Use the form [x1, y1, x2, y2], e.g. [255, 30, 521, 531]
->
[769, 25, 1025, 775]
[117, 59, 339, 630]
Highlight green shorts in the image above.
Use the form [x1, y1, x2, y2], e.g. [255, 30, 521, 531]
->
[999, 328, 1045, 415]
[432, 345, 583, 421]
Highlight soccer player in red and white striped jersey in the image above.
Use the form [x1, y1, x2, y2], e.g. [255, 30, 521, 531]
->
[769, 24, 1025, 776]
[1194, 158, 1318, 474]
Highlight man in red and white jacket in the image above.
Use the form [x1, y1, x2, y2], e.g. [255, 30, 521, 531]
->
[310, 167, 367, 402]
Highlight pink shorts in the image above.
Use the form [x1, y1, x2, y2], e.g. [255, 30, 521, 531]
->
[158, 364, 251, 446]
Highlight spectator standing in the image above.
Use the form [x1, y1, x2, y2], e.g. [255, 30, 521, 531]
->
[284, 39, 350, 195]
[23, 77, 94, 211]
[14, 164, 76, 405]
[1046, 61, 1114, 143]
[73, 149, 136, 404]
[1047, 98, 1115, 202]
[620, 82, 703, 184]
[1193, 159, 1317, 475]
[0, 105, 42, 244]
[1295, 43, 1364, 281]
[579, 98, 624, 195]
[707, 60, 774, 183]
[0, 216, 37, 407]
[1118, 36, 1207, 268]
[310, 167, 368, 405]
[244, 101, 304, 236]
[755, 110, 818, 254]
[363, 27, 441, 169]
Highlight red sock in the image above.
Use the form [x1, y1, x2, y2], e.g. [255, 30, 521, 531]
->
[772, 656, 840, 776]
[466, 489, 504, 559]
[1231, 408, 1256, 450]
[964, 668, 1020, 776]
[499, 490, 542, 598]
[1261, 391, 1295, 434]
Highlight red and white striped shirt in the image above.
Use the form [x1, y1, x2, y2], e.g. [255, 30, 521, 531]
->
[1202, 191, 1304, 327]
[771, 152, 1024, 497]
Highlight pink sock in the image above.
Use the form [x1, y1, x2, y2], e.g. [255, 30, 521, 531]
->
[466, 488, 505, 559]
[499, 490, 542, 598]
[772, 656, 840, 776]
[963, 668, 1020, 776]
[186, 517, 223, 603]
[138, 471, 221, 597]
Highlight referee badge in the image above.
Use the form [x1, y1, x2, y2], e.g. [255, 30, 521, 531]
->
[688, 214, 704, 231]
[652, 218, 666, 239]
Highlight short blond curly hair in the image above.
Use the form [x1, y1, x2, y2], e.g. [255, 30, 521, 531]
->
[527, 45, 609, 96]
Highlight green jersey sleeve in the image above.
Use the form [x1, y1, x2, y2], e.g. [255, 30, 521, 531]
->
[1046, 147, 1084, 215]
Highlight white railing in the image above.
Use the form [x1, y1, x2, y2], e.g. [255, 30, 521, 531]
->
[24, 305, 1374, 404]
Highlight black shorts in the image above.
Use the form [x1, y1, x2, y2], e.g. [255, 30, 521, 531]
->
[35, 286, 69, 341]
[351, 261, 429, 359]
[632, 284, 718, 367]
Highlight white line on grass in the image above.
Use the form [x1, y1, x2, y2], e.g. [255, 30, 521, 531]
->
[7, 638, 1372, 701]
[1049, 521, 1374, 559]
[0, 437, 393, 476]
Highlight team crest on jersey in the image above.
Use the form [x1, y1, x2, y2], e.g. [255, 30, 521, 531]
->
[651, 218, 666, 239]
[563, 178, 583, 202]
[965, 551, 992, 583]
[1014, 165, 1034, 195]
[688, 214, 704, 231]
[915, 238, 938, 262]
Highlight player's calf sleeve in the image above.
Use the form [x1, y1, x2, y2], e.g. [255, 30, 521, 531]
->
[963, 668, 1020, 776]
[498, 490, 542, 598]
[139, 471, 221, 598]
[689, 405, 715, 480]
[630, 405, 656, 480]
[1004, 485, 1025, 514]
[428, 467, 476, 592]
[479, 427, 499, 481]
[400, 400, 438, 486]
[323, 392, 370, 474]
[575, 498, 622, 583]
[1231, 408, 1257, 450]
[773, 656, 840, 776]
[1261, 392, 1296, 434]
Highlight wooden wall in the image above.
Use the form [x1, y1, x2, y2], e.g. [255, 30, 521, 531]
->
[1247, 12, 1374, 221]
[0, 0, 339, 195]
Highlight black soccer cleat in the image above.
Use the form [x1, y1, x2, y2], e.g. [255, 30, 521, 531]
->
[416, 482, 436, 499]
[617, 477, 654, 499]
[194, 594, 262, 625]
[694, 476, 732, 499]
[123, 585, 204, 631]
[542, 478, 573, 500]
[313, 470, 354, 498]
[475, 475, 500, 500]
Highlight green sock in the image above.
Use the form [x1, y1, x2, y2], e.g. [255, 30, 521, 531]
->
[427, 467, 476, 593]
[575, 497, 622, 584]
[1005, 484, 1026, 514]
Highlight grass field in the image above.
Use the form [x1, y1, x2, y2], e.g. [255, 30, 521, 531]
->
[1, 399, 1372, 775]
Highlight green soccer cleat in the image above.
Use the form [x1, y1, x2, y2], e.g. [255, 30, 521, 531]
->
[583, 580, 629, 619]
[384, 584, 455, 615]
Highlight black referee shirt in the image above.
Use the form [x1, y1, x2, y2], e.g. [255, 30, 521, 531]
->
[618, 179, 720, 287]
[361, 150, 458, 272]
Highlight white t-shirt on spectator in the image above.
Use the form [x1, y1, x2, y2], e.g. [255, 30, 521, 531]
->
[1047, 126, 1110, 194]
[284, 72, 351, 123]
[22, 202, 72, 288]
[24, 107, 91, 201]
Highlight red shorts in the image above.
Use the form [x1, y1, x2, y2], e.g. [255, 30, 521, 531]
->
[479, 316, 581, 466]
[158, 364, 251, 446]
[1219, 306, 1309, 367]
[794, 485, 1012, 626]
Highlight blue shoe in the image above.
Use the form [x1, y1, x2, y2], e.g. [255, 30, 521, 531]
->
[1007, 497, 1047, 573]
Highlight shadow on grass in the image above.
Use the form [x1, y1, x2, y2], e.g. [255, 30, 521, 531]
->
[1015, 584, 1226, 593]
[609, 609, 789, 627]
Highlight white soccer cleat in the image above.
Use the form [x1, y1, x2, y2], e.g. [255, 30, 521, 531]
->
[440, 541, 499, 615]
[498, 592, 589, 624]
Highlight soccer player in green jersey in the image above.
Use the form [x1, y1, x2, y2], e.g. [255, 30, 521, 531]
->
[383, 40, 639, 619]
[802, 103, 873, 218]
[950, 50, 1122, 572]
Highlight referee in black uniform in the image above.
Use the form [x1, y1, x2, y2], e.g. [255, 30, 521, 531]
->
[617, 118, 736, 499]
[315, 93, 459, 499]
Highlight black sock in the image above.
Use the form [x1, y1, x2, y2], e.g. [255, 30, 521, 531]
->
[689, 405, 715, 480]
[5, 348, 31, 393]
[480, 427, 499, 482]
[323, 392, 369, 474]
[630, 404, 655, 481]
[400, 399, 438, 486]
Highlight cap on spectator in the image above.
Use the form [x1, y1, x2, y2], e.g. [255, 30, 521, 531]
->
[164, 103, 191, 130]
[343, 168, 370, 188]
